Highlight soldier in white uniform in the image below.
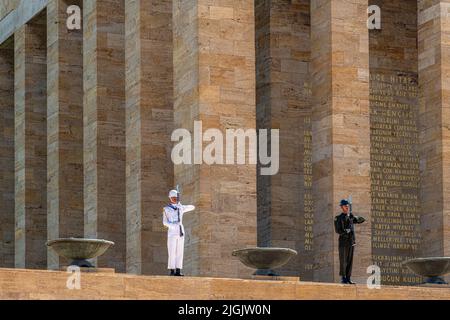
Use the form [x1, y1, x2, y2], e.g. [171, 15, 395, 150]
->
[163, 189, 195, 276]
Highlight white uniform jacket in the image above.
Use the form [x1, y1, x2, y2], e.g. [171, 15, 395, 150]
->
[163, 202, 195, 237]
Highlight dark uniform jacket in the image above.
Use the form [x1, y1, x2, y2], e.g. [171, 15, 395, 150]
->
[334, 213, 365, 247]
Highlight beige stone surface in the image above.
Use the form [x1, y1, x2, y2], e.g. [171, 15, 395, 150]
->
[418, 0, 450, 279]
[0, 36, 15, 268]
[14, 11, 48, 270]
[173, 0, 257, 278]
[83, 0, 126, 272]
[370, 0, 421, 286]
[0, 268, 449, 300]
[125, 0, 173, 275]
[47, 0, 84, 269]
[311, 0, 371, 283]
[1, 0, 450, 288]
[256, 0, 312, 279]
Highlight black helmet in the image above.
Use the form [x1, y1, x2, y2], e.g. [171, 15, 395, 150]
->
[339, 199, 349, 206]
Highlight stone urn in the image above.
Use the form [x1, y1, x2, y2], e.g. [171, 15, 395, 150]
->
[232, 247, 297, 276]
[402, 257, 450, 284]
[46, 238, 114, 268]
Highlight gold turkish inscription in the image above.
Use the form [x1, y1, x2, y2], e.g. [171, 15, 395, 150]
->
[370, 72, 422, 285]
[304, 116, 313, 252]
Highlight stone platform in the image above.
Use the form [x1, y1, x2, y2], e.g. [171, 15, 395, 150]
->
[0, 268, 449, 300]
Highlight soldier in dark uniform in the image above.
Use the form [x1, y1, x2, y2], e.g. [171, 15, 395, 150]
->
[334, 199, 365, 284]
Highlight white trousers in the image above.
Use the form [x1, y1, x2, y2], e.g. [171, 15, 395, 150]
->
[167, 235, 184, 269]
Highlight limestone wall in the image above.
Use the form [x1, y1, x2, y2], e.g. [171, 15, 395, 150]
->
[256, 0, 313, 279]
[173, 0, 258, 278]
[1, 0, 450, 286]
[369, 0, 421, 286]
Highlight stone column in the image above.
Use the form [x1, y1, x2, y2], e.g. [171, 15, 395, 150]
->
[83, 0, 126, 272]
[255, 0, 312, 278]
[418, 0, 450, 260]
[14, 11, 48, 269]
[311, 0, 371, 282]
[0, 36, 15, 268]
[369, 0, 420, 286]
[173, 0, 257, 277]
[125, 0, 173, 275]
[47, 0, 84, 269]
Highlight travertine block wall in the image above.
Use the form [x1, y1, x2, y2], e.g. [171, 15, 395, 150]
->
[0, 36, 15, 268]
[173, 0, 257, 277]
[47, 0, 84, 269]
[83, 0, 126, 272]
[1, 0, 450, 285]
[125, 0, 173, 275]
[14, 11, 48, 269]
[256, 0, 312, 278]
[418, 0, 450, 263]
[311, 0, 371, 282]
[370, 0, 421, 285]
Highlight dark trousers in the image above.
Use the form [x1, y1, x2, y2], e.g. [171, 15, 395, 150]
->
[339, 244, 354, 279]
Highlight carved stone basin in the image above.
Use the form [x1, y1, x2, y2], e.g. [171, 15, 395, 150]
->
[46, 238, 114, 268]
[402, 257, 450, 284]
[232, 247, 297, 276]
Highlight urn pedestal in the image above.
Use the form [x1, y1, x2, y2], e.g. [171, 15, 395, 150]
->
[47, 238, 115, 268]
[232, 247, 298, 279]
[403, 257, 450, 285]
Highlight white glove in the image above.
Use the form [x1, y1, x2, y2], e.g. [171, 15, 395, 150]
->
[345, 229, 351, 234]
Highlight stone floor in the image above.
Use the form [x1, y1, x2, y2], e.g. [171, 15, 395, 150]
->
[0, 268, 449, 300]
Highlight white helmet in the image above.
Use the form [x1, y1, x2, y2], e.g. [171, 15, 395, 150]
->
[168, 190, 178, 198]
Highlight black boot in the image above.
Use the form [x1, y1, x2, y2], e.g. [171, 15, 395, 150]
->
[169, 269, 175, 276]
[341, 277, 348, 284]
[175, 268, 184, 276]
[347, 278, 356, 284]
